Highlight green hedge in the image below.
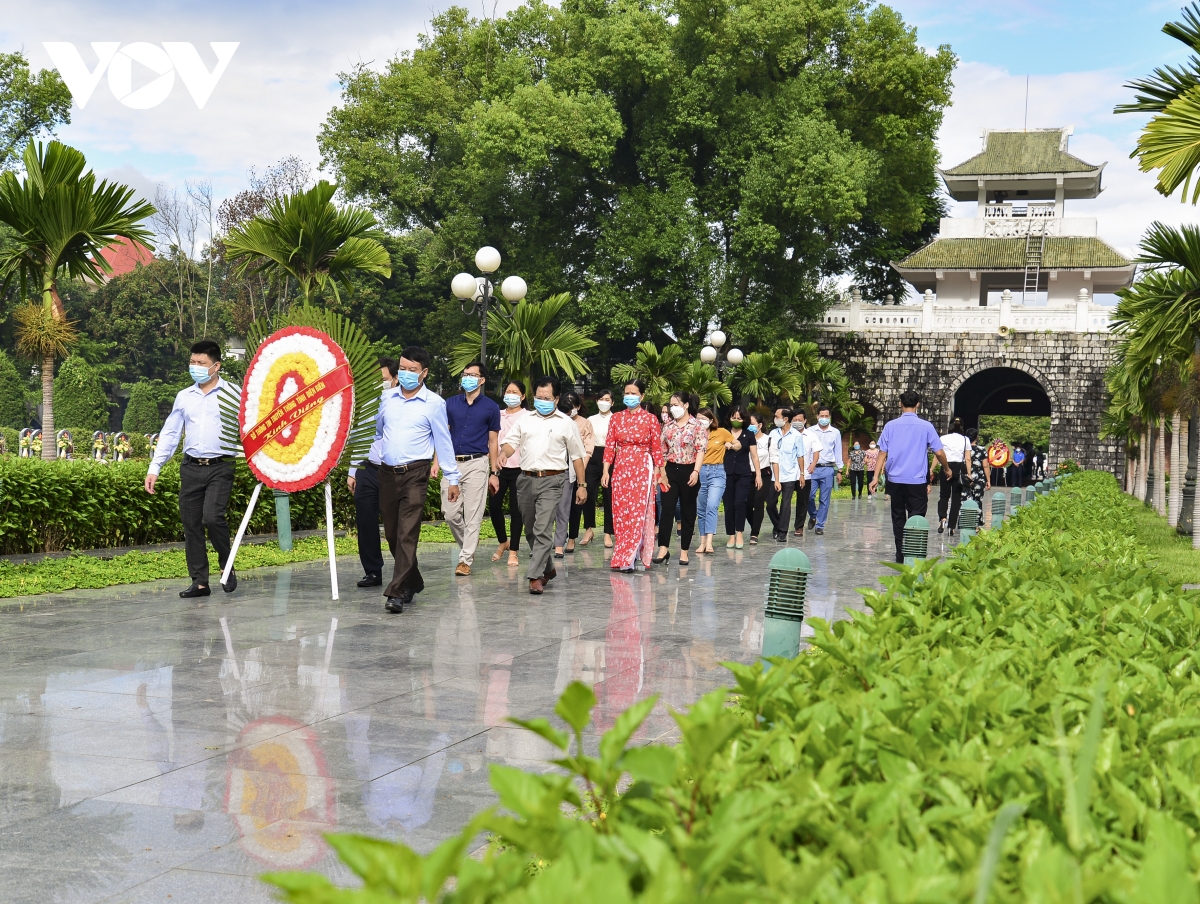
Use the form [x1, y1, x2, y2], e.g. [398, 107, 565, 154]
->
[269, 472, 1200, 902]
[0, 457, 446, 554]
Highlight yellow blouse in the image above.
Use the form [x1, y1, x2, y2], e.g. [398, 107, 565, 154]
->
[703, 428, 733, 465]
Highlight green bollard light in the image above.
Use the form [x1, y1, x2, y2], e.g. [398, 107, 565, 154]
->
[1010, 486, 1023, 511]
[273, 489, 293, 552]
[958, 499, 980, 541]
[902, 514, 929, 566]
[761, 547, 811, 664]
[1024, 485, 1036, 506]
[1035, 480, 1045, 495]
[988, 489, 1008, 525]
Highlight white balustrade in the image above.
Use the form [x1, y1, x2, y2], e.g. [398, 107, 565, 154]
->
[819, 297, 1112, 334]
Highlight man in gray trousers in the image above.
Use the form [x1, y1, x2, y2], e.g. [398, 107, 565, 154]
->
[498, 375, 586, 594]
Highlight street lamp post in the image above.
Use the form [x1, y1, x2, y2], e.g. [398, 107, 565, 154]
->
[451, 246, 528, 361]
[699, 329, 743, 375]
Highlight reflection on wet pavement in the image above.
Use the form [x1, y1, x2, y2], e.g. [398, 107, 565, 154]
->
[0, 497, 943, 902]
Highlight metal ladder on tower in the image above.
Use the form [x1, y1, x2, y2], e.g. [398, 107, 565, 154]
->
[1022, 220, 1046, 303]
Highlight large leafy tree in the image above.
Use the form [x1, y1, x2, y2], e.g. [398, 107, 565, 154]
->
[52, 354, 109, 432]
[0, 52, 72, 171]
[0, 141, 155, 459]
[319, 0, 954, 369]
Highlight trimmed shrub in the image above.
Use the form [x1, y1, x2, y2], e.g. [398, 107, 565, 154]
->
[0, 457, 358, 553]
[0, 426, 16, 455]
[0, 351, 28, 428]
[268, 472, 1200, 902]
[122, 380, 169, 434]
[52, 356, 110, 432]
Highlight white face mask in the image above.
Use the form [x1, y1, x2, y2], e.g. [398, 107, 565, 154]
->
[597, 400, 612, 413]
[774, 418, 785, 427]
[670, 405, 686, 420]
[570, 408, 579, 417]
[698, 417, 711, 429]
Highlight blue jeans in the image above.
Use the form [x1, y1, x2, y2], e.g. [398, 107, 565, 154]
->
[807, 467, 835, 529]
[697, 464, 726, 536]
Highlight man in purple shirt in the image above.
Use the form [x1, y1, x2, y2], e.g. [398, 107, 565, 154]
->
[870, 390, 949, 563]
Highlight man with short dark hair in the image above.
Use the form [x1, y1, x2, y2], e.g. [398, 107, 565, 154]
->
[871, 390, 949, 563]
[347, 358, 398, 587]
[803, 406, 842, 536]
[145, 339, 241, 597]
[499, 375, 586, 594]
[440, 360, 501, 576]
[769, 409, 806, 542]
[376, 346, 460, 613]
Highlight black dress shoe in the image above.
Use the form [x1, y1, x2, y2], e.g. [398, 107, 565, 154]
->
[652, 550, 670, 564]
[807, 516, 816, 530]
[814, 527, 824, 535]
[384, 596, 404, 614]
[357, 574, 382, 588]
[180, 584, 210, 598]
[222, 571, 237, 593]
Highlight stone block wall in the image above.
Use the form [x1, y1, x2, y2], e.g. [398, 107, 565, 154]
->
[815, 329, 1121, 474]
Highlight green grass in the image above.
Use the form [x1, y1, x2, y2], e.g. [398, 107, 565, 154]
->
[1125, 495, 1200, 586]
[0, 520, 514, 602]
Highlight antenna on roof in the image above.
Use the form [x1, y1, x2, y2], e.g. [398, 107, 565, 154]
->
[1024, 75, 1029, 132]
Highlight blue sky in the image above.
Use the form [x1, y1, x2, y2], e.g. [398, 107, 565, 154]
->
[3, 0, 1197, 257]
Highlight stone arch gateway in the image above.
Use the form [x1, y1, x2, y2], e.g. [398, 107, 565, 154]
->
[814, 329, 1119, 473]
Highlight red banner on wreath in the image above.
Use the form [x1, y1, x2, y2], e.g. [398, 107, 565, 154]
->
[242, 363, 352, 460]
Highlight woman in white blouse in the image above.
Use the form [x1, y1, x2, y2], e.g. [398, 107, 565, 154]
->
[584, 390, 614, 548]
[933, 417, 971, 534]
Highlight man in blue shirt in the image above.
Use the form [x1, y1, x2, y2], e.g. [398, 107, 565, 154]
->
[347, 358, 398, 587]
[144, 339, 241, 598]
[870, 390, 949, 563]
[376, 346, 461, 613]
[439, 361, 501, 577]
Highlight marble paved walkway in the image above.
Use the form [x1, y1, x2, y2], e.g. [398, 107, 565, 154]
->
[0, 496, 958, 903]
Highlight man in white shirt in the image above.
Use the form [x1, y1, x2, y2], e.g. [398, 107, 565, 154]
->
[144, 339, 242, 598]
[768, 408, 807, 542]
[804, 406, 843, 536]
[347, 358, 398, 588]
[499, 375, 586, 594]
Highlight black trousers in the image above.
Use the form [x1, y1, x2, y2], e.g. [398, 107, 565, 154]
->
[583, 448, 613, 534]
[179, 459, 234, 585]
[794, 479, 812, 529]
[750, 467, 776, 537]
[769, 480, 797, 537]
[380, 461, 431, 598]
[887, 480, 928, 563]
[937, 463, 966, 529]
[489, 466, 526, 551]
[723, 471, 754, 534]
[849, 469, 865, 498]
[353, 462, 384, 577]
[657, 462, 699, 551]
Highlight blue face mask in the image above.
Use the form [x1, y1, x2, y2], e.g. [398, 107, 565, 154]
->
[747, 424, 758, 434]
[189, 364, 213, 384]
[534, 398, 556, 416]
[397, 370, 421, 391]
[461, 375, 480, 392]
[818, 416, 831, 427]
[623, 395, 641, 409]
[503, 393, 521, 408]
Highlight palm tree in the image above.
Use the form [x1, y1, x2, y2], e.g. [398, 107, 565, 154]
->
[1117, 4, 1200, 202]
[0, 141, 154, 459]
[676, 361, 731, 409]
[839, 401, 877, 445]
[222, 181, 393, 546]
[610, 341, 687, 406]
[726, 350, 800, 407]
[222, 180, 391, 310]
[452, 293, 596, 397]
[771, 338, 850, 412]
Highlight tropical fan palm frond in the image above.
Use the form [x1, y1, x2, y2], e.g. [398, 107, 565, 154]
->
[223, 180, 391, 306]
[676, 362, 731, 408]
[610, 341, 689, 406]
[452, 293, 596, 395]
[726, 350, 799, 405]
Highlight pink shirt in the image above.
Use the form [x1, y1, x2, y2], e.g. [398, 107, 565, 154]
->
[499, 407, 529, 469]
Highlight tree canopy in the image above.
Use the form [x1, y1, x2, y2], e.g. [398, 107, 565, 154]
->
[318, 0, 954, 371]
[0, 52, 72, 171]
